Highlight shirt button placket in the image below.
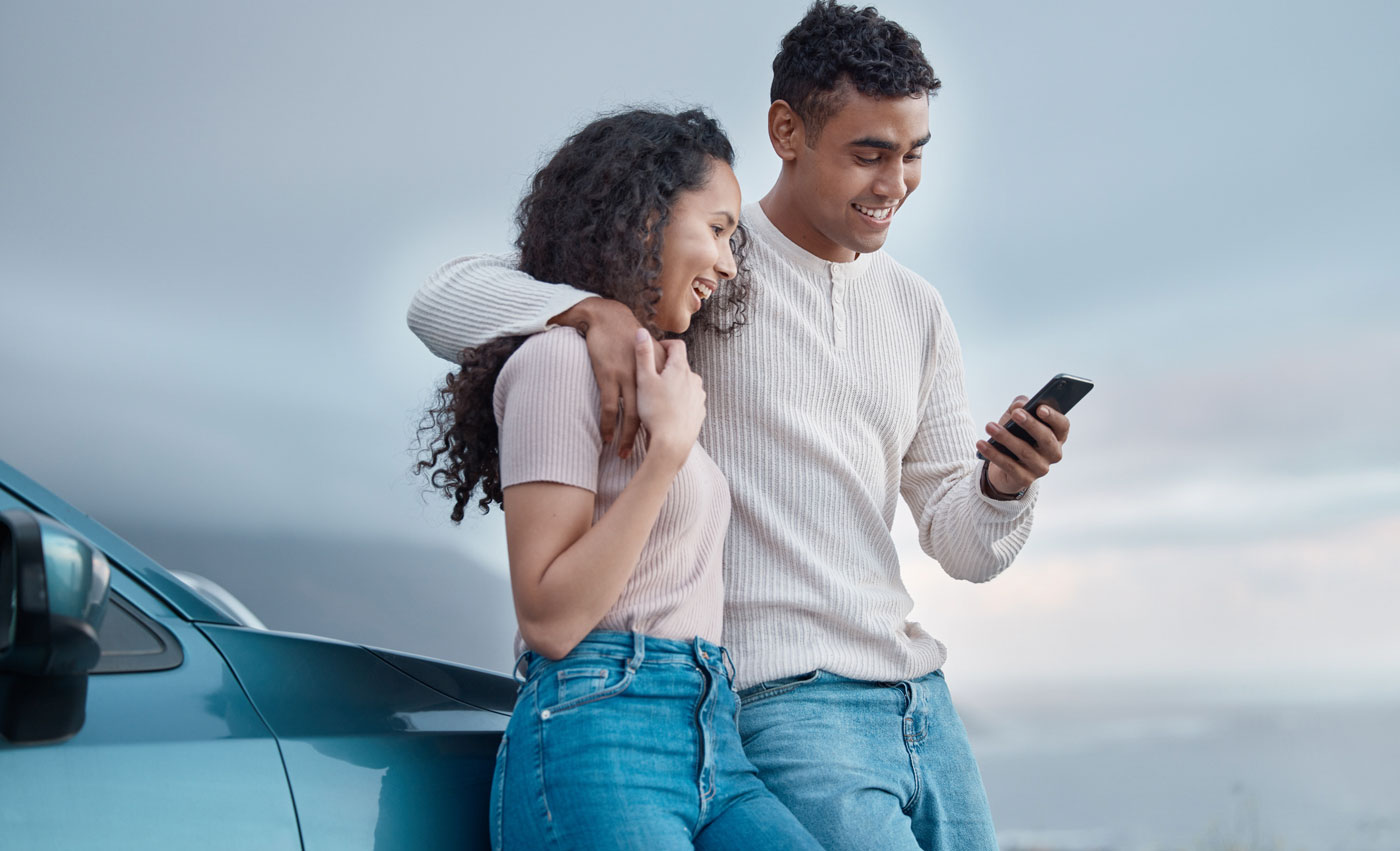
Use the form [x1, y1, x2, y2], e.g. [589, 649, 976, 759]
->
[829, 264, 848, 350]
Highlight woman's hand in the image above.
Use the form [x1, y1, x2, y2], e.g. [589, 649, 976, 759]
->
[633, 329, 706, 467]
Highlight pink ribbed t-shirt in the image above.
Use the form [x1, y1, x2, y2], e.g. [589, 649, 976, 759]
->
[493, 327, 730, 654]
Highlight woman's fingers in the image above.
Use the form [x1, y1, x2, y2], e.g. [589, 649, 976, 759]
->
[658, 338, 689, 373]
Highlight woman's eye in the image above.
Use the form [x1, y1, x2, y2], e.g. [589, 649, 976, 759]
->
[712, 225, 724, 236]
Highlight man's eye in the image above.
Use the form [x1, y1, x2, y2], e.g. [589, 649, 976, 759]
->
[904, 153, 923, 162]
[856, 156, 879, 165]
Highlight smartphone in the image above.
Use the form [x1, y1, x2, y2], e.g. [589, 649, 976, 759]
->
[978, 373, 1094, 460]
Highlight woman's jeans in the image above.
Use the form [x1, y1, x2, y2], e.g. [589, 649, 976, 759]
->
[490, 631, 822, 850]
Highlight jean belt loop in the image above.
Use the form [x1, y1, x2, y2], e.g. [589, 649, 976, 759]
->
[512, 649, 531, 685]
[627, 630, 645, 673]
[720, 645, 736, 682]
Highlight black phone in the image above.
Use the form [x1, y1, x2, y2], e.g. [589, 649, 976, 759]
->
[978, 373, 1094, 460]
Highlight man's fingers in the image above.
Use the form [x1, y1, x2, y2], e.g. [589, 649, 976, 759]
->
[1035, 405, 1071, 443]
[987, 420, 1052, 477]
[599, 385, 620, 445]
[999, 395, 1029, 426]
[1009, 408, 1061, 461]
[618, 380, 640, 458]
[613, 329, 658, 458]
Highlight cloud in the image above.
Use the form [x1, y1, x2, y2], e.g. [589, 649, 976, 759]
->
[899, 511, 1400, 690]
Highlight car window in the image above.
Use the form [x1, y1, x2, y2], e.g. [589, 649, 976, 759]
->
[92, 593, 183, 674]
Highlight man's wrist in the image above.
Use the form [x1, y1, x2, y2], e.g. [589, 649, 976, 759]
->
[547, 297, 601, 333]
[981, 461, 1027, 501]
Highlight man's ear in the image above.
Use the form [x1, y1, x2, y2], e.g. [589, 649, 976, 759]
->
[768, 100, 803, 162]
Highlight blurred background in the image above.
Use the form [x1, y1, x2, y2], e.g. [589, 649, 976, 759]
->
[2, 1, 1397, 848]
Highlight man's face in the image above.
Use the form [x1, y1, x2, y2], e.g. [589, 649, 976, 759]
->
[790, 89, 930, 260]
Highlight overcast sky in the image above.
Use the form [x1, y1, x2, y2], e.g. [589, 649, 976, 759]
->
[2, 0, 1397, 690]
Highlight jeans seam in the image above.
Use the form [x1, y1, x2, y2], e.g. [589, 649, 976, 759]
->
[900, 680, 923, 815]
[490, 734, 508, 851]
[529, 692, 554, 830]
[904, 738, 923, 816]
[694, 660, 712, 827]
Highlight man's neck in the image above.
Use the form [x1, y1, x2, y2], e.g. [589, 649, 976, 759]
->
[759, 181, 858, 264]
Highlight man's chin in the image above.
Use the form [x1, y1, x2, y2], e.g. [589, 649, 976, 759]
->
[843, 230, 889, 257]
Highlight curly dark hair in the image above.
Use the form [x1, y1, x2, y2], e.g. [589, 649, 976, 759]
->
[772, 1, 941, 141]
[416, 107, 751, 522]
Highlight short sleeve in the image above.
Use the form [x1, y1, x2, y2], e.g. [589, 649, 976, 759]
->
[493, 328, 602, 492]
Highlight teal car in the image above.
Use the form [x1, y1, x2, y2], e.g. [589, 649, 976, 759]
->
[0, 458, 514, 849]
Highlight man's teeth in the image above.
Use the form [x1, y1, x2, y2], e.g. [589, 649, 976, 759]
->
[854, 203, 893, 221]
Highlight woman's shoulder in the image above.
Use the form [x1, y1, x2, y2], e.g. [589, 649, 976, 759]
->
[497, 327, 595, 398]
[510, 325, 589, 361]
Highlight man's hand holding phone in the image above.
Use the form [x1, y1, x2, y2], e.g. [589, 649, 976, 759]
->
[975, 374, 1091, 500]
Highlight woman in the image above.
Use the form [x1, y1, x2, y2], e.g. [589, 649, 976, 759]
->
[417, 109, 821, 850]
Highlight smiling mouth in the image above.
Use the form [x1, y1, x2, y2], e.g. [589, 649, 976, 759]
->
[852, 202, 895, 222]
[692, 279, 716, 303]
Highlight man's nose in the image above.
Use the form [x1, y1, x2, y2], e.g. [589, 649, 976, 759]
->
[872, 161, 909, 201]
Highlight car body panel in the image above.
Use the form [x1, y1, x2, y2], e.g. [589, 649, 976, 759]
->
[0, 571, 302, 849]
[202, 625, 506, 849]
[369, 645, 519, 714]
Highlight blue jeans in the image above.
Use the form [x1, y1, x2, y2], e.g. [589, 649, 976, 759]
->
[738, 669, 999, 851]
[491, 631, 822, 850]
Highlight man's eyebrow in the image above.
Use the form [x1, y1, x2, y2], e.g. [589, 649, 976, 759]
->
[848, 133, 932, 151]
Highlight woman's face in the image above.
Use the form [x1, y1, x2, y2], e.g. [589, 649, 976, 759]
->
[652, 159, 742, 334]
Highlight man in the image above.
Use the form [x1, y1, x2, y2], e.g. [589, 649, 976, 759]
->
[410, 3, 1071, 848]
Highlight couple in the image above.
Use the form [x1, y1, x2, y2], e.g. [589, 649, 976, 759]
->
[414, 3, 1072, 849]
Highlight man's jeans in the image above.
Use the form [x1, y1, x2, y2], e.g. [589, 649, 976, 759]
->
[491, 631, 822, 850]
[738, 669, 999, 851]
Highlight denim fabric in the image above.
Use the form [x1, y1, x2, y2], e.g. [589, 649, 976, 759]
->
[738, 669, 999, 851]
[491, 631, 822, 850]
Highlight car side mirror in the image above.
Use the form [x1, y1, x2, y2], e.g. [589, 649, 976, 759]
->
[0, 508, 111, 744]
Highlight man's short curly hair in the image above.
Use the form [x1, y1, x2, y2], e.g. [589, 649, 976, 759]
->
[772, 1, 941, 142]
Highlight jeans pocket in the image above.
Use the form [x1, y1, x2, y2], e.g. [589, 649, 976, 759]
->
[489, 734, 508, 851]
[539, 663, 635, 717]
[738, 670, 821, 706]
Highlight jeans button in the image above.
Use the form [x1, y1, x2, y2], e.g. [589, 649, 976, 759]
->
[540, 709, 551, 721]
